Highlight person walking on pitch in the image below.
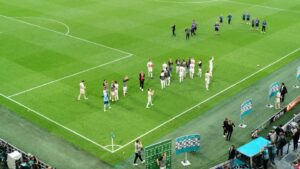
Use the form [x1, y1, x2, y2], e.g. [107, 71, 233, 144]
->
[147, 59, 154, 78]
[171, 24, 176, 36]
[103, 90, 111, 111]
[198, 59, 202, 77]
[209, 56, 214, 77]
[146, 88, 154, 108]
[78, 80, 88, 100]
[139, 71, 145, 91]
[133, 139, 145, 165]
[205, 71, 211, 90]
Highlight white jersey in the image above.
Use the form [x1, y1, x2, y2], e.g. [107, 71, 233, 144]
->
[209, 58, 214, 70]
[191, 59, 195, 65]
[205, 72, 211, 81]
[190, 63, 195, 70]
[148, 90, 153, 100]
[179, 66, 185, 75]
[115, 83, 118, 91]
[162, 63, 168, 70]
[80, 82, 85, 90]
[147, 61, 153, 71]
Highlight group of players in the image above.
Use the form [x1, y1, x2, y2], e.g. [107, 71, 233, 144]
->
[77, 56, 215, 111]
[173, 12, 267, 38]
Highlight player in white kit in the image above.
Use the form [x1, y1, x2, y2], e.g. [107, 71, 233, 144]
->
[146, 88, 154, 108]
[205, 71, 211, 90]
[147, 59, 153, 78]
[78, 80, 88, 100]
[209, 56, 214, 77]
[189, 58, 195, 79]
[179, 65, 185, 83]
[198, 59, 202, 77]
[160, 70, 166, 89]
[114, 80, 119, 101]
[162, 63, 168, 71]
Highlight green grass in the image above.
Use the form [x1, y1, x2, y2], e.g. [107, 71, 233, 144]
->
[0, 0, 300, 168]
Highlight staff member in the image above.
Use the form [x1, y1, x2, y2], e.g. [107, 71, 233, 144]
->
[139, 71, 145, 91]
[226, 120, 235, 141]
[280, 82, 288, 102]
[133, 139, 145, 165]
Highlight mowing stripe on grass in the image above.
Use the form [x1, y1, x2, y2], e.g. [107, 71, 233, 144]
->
[0, 14, 133, 56]
[154, 0, 220, 4]
[224, 0, 300, 14]
[8, 54, 133, 98]
[113, 48, 300, 153]
[0, 93, 113, 153]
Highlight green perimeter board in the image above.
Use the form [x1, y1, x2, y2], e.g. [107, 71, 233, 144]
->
[0, 0, 300, 166]
[145, 140, 172, 169]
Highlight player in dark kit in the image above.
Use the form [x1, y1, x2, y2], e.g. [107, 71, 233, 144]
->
[255, 18, 260, 31]
[171, 24, 176, 36]
[191, 20, 197, 36]
[219, 15, 223, 25]
[214, 22, 220, 34]
[185, 28, 190, 40]
[246, 13, 250, 24]
[251, 19, 255, 30]
[261, 19, 267, 33]
[242, 13, 246, 23]
[227, 13, 232, 24]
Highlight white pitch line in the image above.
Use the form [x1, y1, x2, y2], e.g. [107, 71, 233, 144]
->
[224, 0, 300, 14]
[114, 48, 300, 153]
[0, 14, 133, 56]
[8, 54, 132, 98]
[0, 93, 113, 153]
[14, 16, 70, 35]
[154, 0, 220, 4]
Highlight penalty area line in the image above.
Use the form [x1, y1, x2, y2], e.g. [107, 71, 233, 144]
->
[115, 48, 300, 153]
[0, 93, 113, 153]
[8, 54, 133, 98]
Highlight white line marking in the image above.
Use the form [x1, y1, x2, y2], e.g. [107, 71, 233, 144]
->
[113, 48, 300, 153]
[8, 54, 132, 98]
[0, 14, 133, 56]
[0, 93, 113, 153]
[224, 0, 300, 14]
[154, 0, 220, 4]
[14, 17, 70, 35]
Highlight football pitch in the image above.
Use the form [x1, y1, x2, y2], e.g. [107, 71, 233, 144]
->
[0, 0, 300, 167]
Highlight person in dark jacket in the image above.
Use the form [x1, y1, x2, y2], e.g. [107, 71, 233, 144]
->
[223, 118, 229, 137]
[293, 127, 300, 151]
[228, 145, 236, 168]
[276, 132, 286, 156]
[280, 82, 288, 102]
[226, 120, 235, 141]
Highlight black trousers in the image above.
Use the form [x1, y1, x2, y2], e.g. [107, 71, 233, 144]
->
[227, 131, 232, 141]
[262, 26, 266, 32]
[223, 128, 227, 135]
[294, 139, 298, 150]
[172, 30, 176, 36]
[140, 80, 144, 89]
[281, 94, 285, 102]
[134, 153, 143, 163]
[186, 34, 190, 40]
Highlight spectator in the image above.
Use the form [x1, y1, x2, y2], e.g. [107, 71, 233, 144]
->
[261, 147, 269, 169]
[156, 152, 167, 169]
[292, 127, 300, 151]
[226, 120, 235, 141]
[294, 159, 300, 169]
[275, 125, 284, 141]
[228, 145, 236, 169]
[251, 129, 259, 139]
[133, 139, 144, 166]
[276, 132, 287, 156]
[267, 142, 276, 165]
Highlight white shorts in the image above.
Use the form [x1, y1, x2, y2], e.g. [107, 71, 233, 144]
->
[80, 89, 85, 94]
[190, 69, 194, 74]
[179, 73, 184, 78]
[148, 68, 153, 72]
[123, 87, 127, 93]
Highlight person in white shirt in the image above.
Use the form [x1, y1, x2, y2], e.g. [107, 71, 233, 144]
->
[160, 70, 166, 89]
[275, 91, 281, 109]
[146, 88, 154, 108]
[189, 58, 195, 79]
[209, 56, 214, 77]
[179, 65, 185, 83]
[147, 59, 153, 78]
[205, 71, 211, 90]
[78, 80, 88, 100]
[162, 62, 168, 71]
[198, 59, 202, 77]
[114, 81, 119, 101]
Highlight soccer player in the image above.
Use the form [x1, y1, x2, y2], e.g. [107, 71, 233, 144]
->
[261, 19, 267, 33]
[165, 68, 171, 86]
[139, 71, 145, 91]
[246, 13, 250, 25]
[160, 70, 166, 89]
[214, 22, 220, 34]
[114, 81, 119, 101]
[242, 13, 246, 23]
[209, 56, 214, 76]
[110, 81, 116, 102]
[251, 18, 255, 30]
[182, 59, 187, 78]
[191, 20, 197, 36]
[123, 76, 129, 96]
[205, 70, 211, 90]
[103, 79, 108, 90]
[168, 58, 173, 74]
[162, 62, 168, 72]
[171, 24, 176, 36]
[198, 59, 203, 77]
[175, 58, 180, 74]
[189, 58, 195, 79]
[146, 88, 154, 108]
[103, 90, 111, 111]
[227, 13, 232, 24]
[255, 17, 260, 31]
[179, 64, 185, 83]
[185, 28, 190, 40]
[219, 15, 223, 25]
[78, 80, 88, 100]
[147, 59, 153, 78]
